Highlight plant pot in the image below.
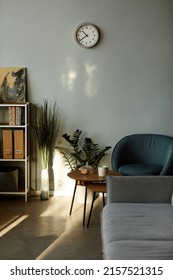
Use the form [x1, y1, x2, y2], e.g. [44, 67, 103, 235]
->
[40, 168, 49, 200]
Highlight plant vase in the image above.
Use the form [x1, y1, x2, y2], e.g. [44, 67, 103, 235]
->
[40, 168, 49, 200]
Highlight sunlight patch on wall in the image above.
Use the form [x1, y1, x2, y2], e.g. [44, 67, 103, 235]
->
[84, 62, 98, 98]
[61, 70, 77, 91]
[60, 57, 77, 91]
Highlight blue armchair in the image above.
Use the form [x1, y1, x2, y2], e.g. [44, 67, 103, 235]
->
[111, 134, 173, 175]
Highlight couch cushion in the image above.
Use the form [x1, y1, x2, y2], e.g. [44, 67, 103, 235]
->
[119, 163, 162, 175]
[101, 203, 173, 259]
[102, 203, 173, 242]
[104, 240, 173, 260]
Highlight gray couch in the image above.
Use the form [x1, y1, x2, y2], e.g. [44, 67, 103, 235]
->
[101, 176, 173, 259]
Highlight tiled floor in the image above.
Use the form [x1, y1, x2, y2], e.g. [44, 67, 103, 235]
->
[0, 194, 103, 260]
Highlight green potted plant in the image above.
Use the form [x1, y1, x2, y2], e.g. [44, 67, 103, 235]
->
[33, 99, 60, 200]
[55, 129, 111, 171]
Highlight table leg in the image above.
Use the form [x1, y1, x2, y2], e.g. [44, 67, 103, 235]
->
[69, 180, 77, 215]
[83, 185, 88, 226]
[87, 191, 96, 228]
[102, 192, 105, 206]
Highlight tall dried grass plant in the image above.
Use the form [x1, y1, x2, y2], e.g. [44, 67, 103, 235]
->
[33, 99, 60, 169]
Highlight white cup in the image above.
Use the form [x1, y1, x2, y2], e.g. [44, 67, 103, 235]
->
[98, 166, 108, 177]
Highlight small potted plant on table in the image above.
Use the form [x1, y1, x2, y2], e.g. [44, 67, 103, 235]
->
[55, 129, 111, 172]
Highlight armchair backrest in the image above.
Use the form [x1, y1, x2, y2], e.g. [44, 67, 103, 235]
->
[111, 134, 173, 174]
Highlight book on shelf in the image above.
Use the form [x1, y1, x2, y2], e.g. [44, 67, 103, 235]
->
[8, 106, 22, 125]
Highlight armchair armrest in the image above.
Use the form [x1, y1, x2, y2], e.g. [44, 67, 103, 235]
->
[106, 175, 173, 204]
[111, 139, 127, 171]
[160, 144, 173, 175]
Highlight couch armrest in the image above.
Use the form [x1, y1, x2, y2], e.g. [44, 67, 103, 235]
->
[106, 175, 173, 204]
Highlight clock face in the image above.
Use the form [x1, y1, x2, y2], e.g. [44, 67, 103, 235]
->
[75, 23, 100, 48]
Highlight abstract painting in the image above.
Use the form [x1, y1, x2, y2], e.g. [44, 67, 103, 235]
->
[0, 67, 26, 103]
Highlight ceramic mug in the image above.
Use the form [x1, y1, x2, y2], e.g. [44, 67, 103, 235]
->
[98, 166, 108, 177]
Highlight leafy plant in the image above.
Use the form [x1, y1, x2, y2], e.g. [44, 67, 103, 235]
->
[56, 129, 111, 170]
[33, 99, 60, 169]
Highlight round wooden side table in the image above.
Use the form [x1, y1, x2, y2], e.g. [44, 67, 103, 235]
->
[67, 170, 121, 226]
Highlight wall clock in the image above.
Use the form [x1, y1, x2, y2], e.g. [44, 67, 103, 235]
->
[75, 23, 100, 48]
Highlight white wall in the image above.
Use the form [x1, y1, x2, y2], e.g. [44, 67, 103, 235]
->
[1, 0, 173, 193]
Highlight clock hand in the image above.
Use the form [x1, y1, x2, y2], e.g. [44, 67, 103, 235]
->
[79, 34, 88, 41]
[82, 31, 88, 36]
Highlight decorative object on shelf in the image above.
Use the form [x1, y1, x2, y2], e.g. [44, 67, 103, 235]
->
[75, 23, 100, 48]
[56, 129, 111, 171]
[0, 166, 18, 192]
[8, 106, 23, 125]
[0, 67, 26, 103]
[33, 99, 60, 200]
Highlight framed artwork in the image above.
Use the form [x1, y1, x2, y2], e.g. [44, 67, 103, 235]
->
[0, 67, 26, 103]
